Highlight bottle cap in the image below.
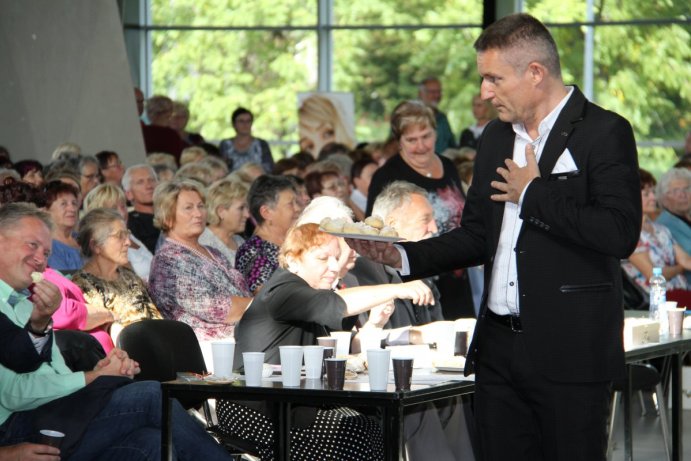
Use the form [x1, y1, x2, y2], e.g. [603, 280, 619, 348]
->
[652, 267, 662, 276]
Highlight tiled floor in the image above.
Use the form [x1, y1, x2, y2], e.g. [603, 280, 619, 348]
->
[609, 396, 690, 461]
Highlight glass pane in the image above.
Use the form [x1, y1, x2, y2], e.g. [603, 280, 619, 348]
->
[522, 0, 588, 22]
[593, 23, 690, 173]
[332, 26, 483, 144]
[334, 0, 483, 26]
[151, 30, 317, 156]
[598, 0, 688, 21]
[151, 0, 316, 27]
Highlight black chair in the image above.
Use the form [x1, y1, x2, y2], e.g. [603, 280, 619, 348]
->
[621, 268, 649, 311]
[607, 363, 671, 461]
[116, 319, 258, 459]
[54, 330, 106, 372]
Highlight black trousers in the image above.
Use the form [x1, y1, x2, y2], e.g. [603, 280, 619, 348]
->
[474, 316, 612, 461]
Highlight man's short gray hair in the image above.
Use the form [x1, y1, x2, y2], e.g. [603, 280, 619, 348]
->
[122, 164, 157, 192]
[0, 202, 53, 233]
[372, 181, 428, 220]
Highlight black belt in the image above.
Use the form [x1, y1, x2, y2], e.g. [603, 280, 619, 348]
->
[485, 310, 523, 332]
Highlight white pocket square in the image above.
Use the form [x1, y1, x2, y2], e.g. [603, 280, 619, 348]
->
[551, 148, 578, 174]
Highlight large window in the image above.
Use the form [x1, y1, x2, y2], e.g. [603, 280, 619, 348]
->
[137, 0, 689, 169]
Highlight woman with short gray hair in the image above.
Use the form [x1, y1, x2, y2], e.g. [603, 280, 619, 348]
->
[656, 167, 691, 253]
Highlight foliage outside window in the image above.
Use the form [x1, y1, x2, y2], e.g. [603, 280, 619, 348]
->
[150, 0, 690, 173]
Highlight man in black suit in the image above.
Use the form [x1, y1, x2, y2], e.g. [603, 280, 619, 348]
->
[349, 13, 641, 461]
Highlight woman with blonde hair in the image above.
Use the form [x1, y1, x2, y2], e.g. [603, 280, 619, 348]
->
[148, 179, 252, 341]
[83, 183, 154, 281]
[199, 178, 250, 266]
[298, 94, 355, 158]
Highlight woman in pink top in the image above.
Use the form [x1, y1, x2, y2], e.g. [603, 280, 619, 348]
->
[43, 267, 115, 353]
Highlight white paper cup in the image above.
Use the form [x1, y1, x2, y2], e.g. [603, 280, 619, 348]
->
[303, 346, 324, 380]
[330, 331, 352, 357]
[358, 328, 383, 354]
[243, 352, 265, 386]
[211, 339, 235, 378]
[434, 321, 456, 357]
[367, 349, 391, 391]
[38, 429, 65, 448]
[279, 345, 304, 387]
[667, 308, 686, 337]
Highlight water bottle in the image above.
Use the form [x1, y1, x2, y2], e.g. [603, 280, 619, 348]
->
[649, 267, 667, 333]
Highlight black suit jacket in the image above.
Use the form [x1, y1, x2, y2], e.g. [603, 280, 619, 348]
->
[0, 310, 51, 372]
[400, 87, 641, 383]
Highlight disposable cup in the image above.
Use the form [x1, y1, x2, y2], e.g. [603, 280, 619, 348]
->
[38, 430, 64, 448]
[211, 339, 235, 378]
[434, 321, 456, 357]
[330, 331, 352, 357]
[303, 346, 324, 380]
[367, 349, 391, 391]
[454, 331, 469, 356]
[325, 358, 346, 390]
[322, 347, 334, 378]
[279, 345, 303, 387]
[242, 352, 265, 386]
[392, 358, 414, 391]
[667, 308, 686, 336]
[317, 337, 337, 349]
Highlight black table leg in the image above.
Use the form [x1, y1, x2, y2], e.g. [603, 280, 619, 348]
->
[624, 365, 633, 461]
[161, 387, 173, 461]
[671, 353, 682, 461]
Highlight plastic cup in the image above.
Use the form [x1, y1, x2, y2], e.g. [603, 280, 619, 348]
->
[242, 352, 265, 386]
[667, 308, 686, 336]
[454, 331, 469, 356]
[317, 337, 337, 349]
[434, 321, 456, 356]
[322, 347, 334, 378]
[38, 430, 64, 448]
[325, 358, 347, 390]
[367, 349, 391, 391]
[330, 331, 352, 357]
[211, 339, 235, 378]
[279, 345, 303, 387]
[392, 358, 414, 391]
[303, 346, 324, 380]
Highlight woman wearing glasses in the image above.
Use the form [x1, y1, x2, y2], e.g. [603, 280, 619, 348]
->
[72, 209, 162, 345]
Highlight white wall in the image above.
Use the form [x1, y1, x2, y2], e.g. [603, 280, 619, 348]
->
[0, 0, 146, 166]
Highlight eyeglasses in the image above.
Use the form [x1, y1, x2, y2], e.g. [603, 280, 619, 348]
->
[108, 229, 132, 242]
[666, 187, 691, 197]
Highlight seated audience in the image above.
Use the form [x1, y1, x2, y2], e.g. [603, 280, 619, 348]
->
[149, 179, 252, 341]
[12, 160, 44, 188]
[72, 209, 162, 345]
[458, 93, 495, 149]
[95, 151, 125, 187]
[45, 180, 84, 271]
[142, 95, 188, 164]
[0, 203, 232, 461]
[51, 142, 81, 161]
[272, 157, 300, 176]
[199, 179, 249, 267]
[175, 161, 214, 186]
[123, 164, 160, 253]
[350, 156, 378, 219]
[236, 175, 300, 294]
[225, 223, 432, 460]
[197, 155, 229, 183]
[622, 169, 691, 301]
[78, 155, 101, 198]
[83, 183, 153, 281]
[656, 167, 691, 254]
[220, 107, 274, 174]
[179, 145, 207, 166]
[170, 101, 205, 146]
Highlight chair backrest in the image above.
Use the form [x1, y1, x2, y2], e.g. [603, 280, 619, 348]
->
[117, 319, 207, 382]
[55, 330, 107, 372]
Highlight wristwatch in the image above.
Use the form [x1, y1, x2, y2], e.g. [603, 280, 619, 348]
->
[26, 319, 53, 337]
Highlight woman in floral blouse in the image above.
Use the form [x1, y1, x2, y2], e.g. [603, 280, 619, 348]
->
[235, 175, 301, 294]
[148, 179, 252, 341]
